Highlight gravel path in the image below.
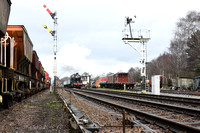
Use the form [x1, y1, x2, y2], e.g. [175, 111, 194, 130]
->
[0, 89, 69, 133]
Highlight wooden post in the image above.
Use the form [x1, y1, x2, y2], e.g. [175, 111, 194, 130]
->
[123, 110, 126, 133]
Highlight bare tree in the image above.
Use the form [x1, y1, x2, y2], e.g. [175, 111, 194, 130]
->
[128, 67, 140, 82]
[186, 30, 200, 76]
[169, 10, 200, 78]
[147, 52, 174, 79]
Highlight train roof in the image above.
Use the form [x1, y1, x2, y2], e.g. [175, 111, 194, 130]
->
[115, 72, 128, 74]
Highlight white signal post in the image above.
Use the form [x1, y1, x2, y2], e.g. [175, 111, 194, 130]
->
[53, 12, 57, 92]
[42, 4, 57, 92]
[122, 16, 150, 91]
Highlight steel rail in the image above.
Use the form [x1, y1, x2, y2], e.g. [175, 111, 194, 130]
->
[85, 89, 200, 107]
[73, 91, 200, 133]
[77, 89, 200, 116]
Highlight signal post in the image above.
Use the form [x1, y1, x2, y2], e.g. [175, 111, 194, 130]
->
[42, 4, 57, 92]
[122, 16, 150, 91]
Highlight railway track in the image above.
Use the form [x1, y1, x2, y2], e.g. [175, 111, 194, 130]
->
[161, 90, 200, 96]
[84, 89, 200, 109]
[60, 89, 169, 133]
[68, 88, 200, 133]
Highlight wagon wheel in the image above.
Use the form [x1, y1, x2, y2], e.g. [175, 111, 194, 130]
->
[3, 95, 13, 109]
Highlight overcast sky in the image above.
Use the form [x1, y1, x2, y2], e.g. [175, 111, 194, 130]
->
[8, 0, 200, 79]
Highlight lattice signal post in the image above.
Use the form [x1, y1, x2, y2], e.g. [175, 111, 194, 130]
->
[42, 4, 57, 92]
[122, 16, 150, 91]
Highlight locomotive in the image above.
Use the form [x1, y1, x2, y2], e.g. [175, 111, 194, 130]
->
[64, 73, 91, 89]
[0, 25, 50, 108]
[70, 73, 82, 88]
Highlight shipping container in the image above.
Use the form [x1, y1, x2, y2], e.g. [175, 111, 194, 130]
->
[0, 0, 11, 38]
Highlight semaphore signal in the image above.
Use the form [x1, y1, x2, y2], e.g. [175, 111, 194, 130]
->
[42, 24, 55, 36]
[122, 16, 150, 91]
[43, 4, 55, 19]
[42, 3, 57, 92]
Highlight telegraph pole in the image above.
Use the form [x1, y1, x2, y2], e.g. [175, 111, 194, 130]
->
[42, 4, 57, 92]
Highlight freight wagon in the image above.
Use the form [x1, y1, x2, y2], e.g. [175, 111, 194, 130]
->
[98, 72, 135, 89]
[0, 25, 49, 108]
